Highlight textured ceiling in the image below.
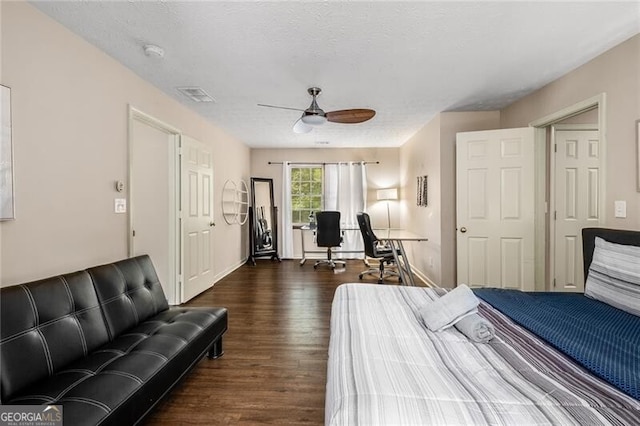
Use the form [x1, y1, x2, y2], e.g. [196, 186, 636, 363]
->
[31, 1, 640, 148]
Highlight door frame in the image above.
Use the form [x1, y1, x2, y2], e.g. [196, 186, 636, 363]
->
[128, 106, 182, 304]
[529, 93, 607, 290]
[549, 123, 601, 291]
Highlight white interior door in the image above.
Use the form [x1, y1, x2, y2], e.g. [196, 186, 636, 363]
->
[131, 117, 178, 303]
[552, 127, 601, 292]
[181, 135, 215, 302]
[456, 127, 535, 291]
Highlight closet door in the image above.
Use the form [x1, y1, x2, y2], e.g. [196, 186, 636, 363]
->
[130, 114, 179, 304]
[552, 127, 601, 292]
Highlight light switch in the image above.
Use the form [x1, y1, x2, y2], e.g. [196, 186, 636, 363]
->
[614, 200, 626, 218]
[115, 198, 127, 214]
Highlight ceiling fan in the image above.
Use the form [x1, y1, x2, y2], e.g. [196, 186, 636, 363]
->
[258, 87, 376, 134]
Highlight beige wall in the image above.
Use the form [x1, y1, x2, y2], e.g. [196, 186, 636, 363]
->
[400, 115, 441, 285]
[399, 111, 500, 287]
[501, 34, 640, 230]
[557, 108, 598, 125]
[250, 147, 400, 258]
[1, 3, 250, 286]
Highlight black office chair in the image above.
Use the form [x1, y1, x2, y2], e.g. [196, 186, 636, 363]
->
[356, 212, 400, 283]
[314, 211, 346, 270]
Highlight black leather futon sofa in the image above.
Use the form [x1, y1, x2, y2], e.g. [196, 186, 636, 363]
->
[0, 255, 227, 425]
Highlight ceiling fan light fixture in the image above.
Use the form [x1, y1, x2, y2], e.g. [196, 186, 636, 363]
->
[293, 118, 312, 134]
[301, 113, 327, 125]
[257, 86, 376, 133]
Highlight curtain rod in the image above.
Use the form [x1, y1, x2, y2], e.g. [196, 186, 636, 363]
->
[267, 161, 380, 165]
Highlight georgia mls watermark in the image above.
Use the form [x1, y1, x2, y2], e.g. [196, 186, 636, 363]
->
[0, 405, 63, 426]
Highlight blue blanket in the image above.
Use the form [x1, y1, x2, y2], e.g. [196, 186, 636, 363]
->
[474, 289, 640, 400]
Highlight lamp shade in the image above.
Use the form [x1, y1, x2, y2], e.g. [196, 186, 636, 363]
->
[377, 188, 398, 201]
[300, 113, 327, 125]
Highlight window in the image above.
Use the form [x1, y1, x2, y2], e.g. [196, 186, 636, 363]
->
[291, 166, 323, 223]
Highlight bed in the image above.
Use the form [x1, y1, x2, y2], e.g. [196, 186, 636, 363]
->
[325, 228, 640, 425]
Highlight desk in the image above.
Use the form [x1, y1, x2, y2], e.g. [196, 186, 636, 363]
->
[298, 225, 364, 265]
[296, 226, 427, 285]
[377, 230, 428, 286]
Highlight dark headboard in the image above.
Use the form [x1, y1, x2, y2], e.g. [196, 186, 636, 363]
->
[582, 227, 640, 283]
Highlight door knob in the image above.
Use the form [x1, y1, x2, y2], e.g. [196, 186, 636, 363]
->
[210, 221, 216, 227]
[460, 227, 467, 233]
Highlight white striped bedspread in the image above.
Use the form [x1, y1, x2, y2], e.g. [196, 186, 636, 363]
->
[325, 284, 640, 425]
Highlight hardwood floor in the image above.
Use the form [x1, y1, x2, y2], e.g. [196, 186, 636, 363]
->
[145, 259, 406, 425]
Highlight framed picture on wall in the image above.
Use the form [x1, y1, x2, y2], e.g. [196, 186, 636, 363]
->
[637, 119, 640, 192]
[416, 175, 428, 207]
[1, 84, 14, 220]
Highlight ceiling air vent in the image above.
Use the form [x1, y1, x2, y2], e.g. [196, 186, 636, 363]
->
[176, 87, 215, 103]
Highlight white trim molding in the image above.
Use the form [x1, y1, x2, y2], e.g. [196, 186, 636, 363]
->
[529, 93, 607, 291]
[127, 105, 182, 304]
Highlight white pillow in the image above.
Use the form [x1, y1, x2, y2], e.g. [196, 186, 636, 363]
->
[585, 237, 640, 317]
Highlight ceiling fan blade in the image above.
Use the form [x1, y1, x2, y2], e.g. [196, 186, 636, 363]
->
[293, 118, 312, 134]
[326, 109, 376, 124]
[258, 103, 305, 112]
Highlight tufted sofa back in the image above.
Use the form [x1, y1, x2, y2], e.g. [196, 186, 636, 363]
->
[0, 271, 110, 402]
[87, 256, 169, 339]
[0, 255, 169, 402]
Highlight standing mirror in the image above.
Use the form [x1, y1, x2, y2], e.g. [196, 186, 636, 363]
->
[248, 177, 280, 265]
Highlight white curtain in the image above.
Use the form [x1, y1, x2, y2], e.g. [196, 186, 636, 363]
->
[281, 162, 294, 258]
[324, 162, 367, 257]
